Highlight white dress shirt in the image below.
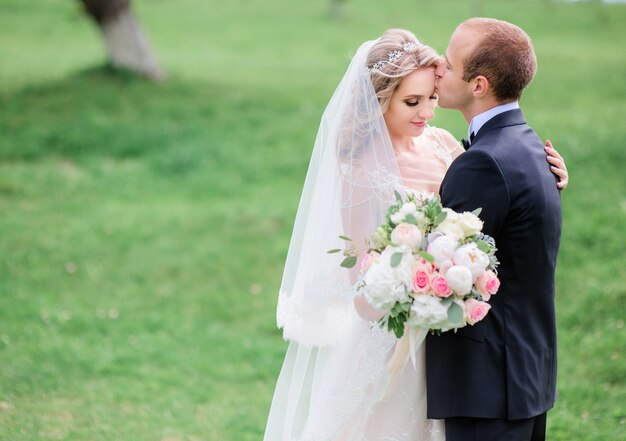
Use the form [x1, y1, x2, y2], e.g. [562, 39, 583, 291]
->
[468, 101, 520, 143]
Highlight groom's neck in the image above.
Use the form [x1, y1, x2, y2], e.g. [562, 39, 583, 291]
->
[462, 97, 515, 124]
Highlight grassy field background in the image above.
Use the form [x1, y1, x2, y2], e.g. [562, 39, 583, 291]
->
[1, 0, 625, 439]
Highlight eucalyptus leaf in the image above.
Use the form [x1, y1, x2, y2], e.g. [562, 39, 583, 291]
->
[390, 252, 403, 268]
[440, 297, 453, 306]
[327, 248, 342, 254]
[339, 235, 353, 242]
[471, 207, 483, 216]
[405, 213, 417, 225]
[447, 302, 465, 325]
[340, 256, 357, 268]
[418, 251, 435, 264]
[476, 240, 491, 254]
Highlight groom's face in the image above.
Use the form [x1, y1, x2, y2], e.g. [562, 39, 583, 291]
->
[436, 26, 480, 111]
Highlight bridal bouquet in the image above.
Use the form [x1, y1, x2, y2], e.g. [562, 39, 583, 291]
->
[331, 192, 500, 338]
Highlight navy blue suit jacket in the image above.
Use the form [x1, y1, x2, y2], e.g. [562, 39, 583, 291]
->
[425, 109, 562, 420]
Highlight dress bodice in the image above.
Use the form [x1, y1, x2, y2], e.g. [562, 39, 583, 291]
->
[394, 126, 463, 194]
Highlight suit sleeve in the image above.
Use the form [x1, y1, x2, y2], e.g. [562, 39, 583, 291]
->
[440, 149, 510, 238]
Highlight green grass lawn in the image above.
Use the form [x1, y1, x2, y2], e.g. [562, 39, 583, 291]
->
[1, 0, 625, 439]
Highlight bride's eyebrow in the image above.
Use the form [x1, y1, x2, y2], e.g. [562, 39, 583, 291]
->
[403, 94, 425, 99]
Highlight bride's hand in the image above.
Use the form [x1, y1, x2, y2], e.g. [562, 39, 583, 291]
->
[545, 140, 568, 190]
[354, 295, 386, 322]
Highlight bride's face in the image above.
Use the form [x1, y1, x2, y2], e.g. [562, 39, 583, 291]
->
[383, 68, 437, 141]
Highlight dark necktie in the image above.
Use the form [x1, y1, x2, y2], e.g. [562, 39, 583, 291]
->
[470, 131, 475, 144]
[461, 138, 470, 149]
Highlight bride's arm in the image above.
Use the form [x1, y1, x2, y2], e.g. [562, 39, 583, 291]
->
[340, 164, 386, 322]
[434, 128, 569, 190]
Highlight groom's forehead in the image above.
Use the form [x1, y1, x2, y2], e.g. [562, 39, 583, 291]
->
[448, 28, 482, 61]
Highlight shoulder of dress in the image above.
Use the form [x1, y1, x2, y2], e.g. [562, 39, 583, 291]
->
[422, 125, 460, 167]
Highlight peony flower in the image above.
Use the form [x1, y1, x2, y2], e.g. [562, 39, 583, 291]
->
[475, 270, 500, 301]
[427, 236, 458, 267]
[464, 299, 491, 325]
[362, 246, 415, 310]
[430, 273, 452, 298]
[445, 265, 473, 295]
[408, 294, 448, 328]
[453, 243, 490, 278]
[390, 223, 423, 249]
[458, 212, 484, 237]
[360, 251, 380, 274]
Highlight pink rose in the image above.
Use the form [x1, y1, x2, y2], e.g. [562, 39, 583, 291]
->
[391, 223, 423, 248]
[412, 269, 431, 293]
[475, 270, 500, 301]
[360, 251, 380, 274]
[430, 273, 452, 298]
[464, 299, 491, 325]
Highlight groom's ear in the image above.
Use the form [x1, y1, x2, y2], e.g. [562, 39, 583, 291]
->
[471, 75, 491, 99]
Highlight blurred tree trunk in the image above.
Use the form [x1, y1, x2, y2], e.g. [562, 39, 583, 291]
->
[328, 0, 348, 20]
[78, 0, 165, 80]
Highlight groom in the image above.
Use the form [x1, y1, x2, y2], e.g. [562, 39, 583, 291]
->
[426, 18, 562, 441]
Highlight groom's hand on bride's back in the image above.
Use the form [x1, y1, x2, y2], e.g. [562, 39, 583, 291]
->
[544, 139, 569, 190]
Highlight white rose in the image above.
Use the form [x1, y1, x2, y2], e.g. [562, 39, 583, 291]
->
[407, 295, 448, 328]
[458, 212, 483, 237]
[445, 265, 473, 295]
[362, 246, 415, 310]
[442, 208, 460, 223]
[453, 243, 490, 278]
[427, 236, 458, 266]
[390, 223, 423, 249]
[436, 210, 465, 241]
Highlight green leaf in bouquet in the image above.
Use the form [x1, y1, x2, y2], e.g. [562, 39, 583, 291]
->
[394, 190, 403, 203]
[339, 235, 353, 242]
[476, 240, 492, 254]
[340, 256, 357, 268]
[417, 251, 435, 264]
[471, 207, 483, 216]
[390, 252, 403, 268]
[327, 248, 342, 254]
[440, 297, 453, 306]
[405, 213, 418, 225]
[447, 301, 465, 325]
[433, 211, 447, 227]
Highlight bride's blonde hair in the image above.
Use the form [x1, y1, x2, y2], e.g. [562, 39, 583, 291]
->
[367, 29, 441, 113]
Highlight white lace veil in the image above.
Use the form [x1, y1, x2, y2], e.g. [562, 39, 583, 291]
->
[265, 39, 448, 441]
[276, 39, 404, 347]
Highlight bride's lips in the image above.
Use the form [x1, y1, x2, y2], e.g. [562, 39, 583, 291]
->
[411, 121, 426, 128]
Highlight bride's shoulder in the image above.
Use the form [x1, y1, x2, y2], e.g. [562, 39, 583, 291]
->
[423, 126, 464, 163]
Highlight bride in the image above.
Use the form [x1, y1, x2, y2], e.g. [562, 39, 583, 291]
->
[263, 29, 568, 441]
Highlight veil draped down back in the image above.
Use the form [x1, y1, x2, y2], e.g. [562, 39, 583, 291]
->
[265, 40, 413, 441]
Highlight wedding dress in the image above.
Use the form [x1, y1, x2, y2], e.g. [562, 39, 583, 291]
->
[264, 39, 462, 441]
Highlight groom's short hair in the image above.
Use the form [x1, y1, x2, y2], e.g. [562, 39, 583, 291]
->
[460, 18, 537, 102]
